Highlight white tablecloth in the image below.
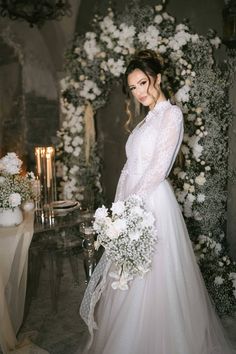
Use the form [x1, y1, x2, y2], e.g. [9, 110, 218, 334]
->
[0, 211, 49, 354]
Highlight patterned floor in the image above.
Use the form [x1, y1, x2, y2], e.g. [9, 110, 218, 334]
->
[19, 255, 236, 354]
[20, 255, 88, 354]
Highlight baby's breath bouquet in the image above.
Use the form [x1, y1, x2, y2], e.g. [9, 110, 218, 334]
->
[0, 152, 35, 209]
[93, 195, 157, 290]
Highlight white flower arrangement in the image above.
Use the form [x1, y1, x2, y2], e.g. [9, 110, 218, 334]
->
[93, 195, 157, 290]
[193, 234, 236, 315]
[57, 2, 236, 315]
[0, 153, 35, 209]
[57, 3, 204, 205]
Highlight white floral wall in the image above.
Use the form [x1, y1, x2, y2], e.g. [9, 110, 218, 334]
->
[76, 0, 236, 256]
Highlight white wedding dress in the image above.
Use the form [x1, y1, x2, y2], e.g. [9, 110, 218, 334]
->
[80, 100, 234, 354]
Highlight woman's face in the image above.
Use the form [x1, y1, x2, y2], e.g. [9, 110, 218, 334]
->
[127, 69, 161, 109]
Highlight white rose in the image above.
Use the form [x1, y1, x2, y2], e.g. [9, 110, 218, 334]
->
[195, 107, 202, 115]
[195, 175, 206, 186]
[155, 4, 163, 11]
[176, 190, 187, 203]
[111, 201, 125, 216]
[112, 218, 127, 234]
[65, 146, 73, 153]
[158, 45, 167, 53]
[131, 206, 143, 216]
[70, 165, 79, 175]
[183, 183, 190, 191]
[214, 243, 222, 255]
[107, 223, 120, 239]
[1, 152, 22, 175]
[193, 211, 202, 221]
[175, 84, 190, 103]
[191, 34, 199, 43]
[142, 213, 155, 228]
[154, 14, 163, 24]
[181, 145, 190, 155]
[214, 276, 224, 285]
[210, 37, 221, 48]
[173, 167, 181, 175]
[94, 205, 108, 219]
[9, 193, 21, 207]
[178, 171, 186, 179]
[189, 185, 195, 193]
[187, 193, 196, 202]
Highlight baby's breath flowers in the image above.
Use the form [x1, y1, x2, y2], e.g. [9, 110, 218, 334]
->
[0, 153, 35, 209]
[93, 195, 157, 290]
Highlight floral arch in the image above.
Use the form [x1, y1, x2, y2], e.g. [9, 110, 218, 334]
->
[57, 2, 236, 315]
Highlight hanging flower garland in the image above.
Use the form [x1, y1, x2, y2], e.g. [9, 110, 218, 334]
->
[57, 1, 236, 315]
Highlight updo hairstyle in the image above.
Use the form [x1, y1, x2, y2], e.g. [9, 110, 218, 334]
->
[123, 50, 164, 131]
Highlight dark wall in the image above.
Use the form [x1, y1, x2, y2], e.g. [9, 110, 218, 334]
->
[0, 23, 60, 171]
[0, 39, 24, 159]
[76, 0, 224, 35]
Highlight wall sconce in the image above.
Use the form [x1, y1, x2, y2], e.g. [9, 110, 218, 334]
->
[222, 0, 236, 48]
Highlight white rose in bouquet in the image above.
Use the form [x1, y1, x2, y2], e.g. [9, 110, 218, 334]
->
[93, 194, 157, 290]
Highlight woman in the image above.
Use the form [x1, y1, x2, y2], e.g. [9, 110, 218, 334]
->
[79, 50, 234, 354]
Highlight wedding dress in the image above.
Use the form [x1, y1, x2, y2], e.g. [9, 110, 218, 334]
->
[80, 100, 234, 354]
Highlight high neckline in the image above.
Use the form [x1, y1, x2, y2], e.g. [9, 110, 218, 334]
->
[145, 100, 171, 122]
[132, 100, 171, 134]
[151, 99, 170, 113]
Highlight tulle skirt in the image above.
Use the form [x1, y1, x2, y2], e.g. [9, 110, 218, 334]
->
[82, 179, 234, 354]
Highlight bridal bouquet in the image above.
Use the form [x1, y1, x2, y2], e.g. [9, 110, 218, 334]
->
[0, 152, 35, 209]
[93, 195, 157, 290]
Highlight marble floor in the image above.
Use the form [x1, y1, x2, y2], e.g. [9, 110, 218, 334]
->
[19, 253, 88, 354]
[19, 254, 236, 354]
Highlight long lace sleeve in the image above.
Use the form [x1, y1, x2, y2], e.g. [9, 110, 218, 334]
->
[114, 161, 128, 202]
[131, 106, 183, 197]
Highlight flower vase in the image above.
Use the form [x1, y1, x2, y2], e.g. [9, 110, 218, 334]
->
[0, 207, 23, 227]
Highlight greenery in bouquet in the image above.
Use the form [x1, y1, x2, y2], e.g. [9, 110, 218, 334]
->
[93, 195, 157, 290]
[58, 0, 236, 315]
[0, 152, 35, 209]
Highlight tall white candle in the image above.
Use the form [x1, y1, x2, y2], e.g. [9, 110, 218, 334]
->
[46, 152, 51, 188]
[35, 148, 41, 175]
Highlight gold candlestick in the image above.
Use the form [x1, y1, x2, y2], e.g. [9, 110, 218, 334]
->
[34, 146, 57, 209]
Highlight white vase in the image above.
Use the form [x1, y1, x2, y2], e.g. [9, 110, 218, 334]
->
[0, 207, 23, 227]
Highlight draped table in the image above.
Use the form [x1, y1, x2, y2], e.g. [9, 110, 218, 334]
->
[0, 208, 95, 354]
[0, 211, 49, 354]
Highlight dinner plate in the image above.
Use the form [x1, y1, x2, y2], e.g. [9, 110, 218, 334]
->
[51, 200, 78, 209]
[51, 200, 80, 215]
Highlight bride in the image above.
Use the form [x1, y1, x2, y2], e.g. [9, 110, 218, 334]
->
[79, 50, 234, 354]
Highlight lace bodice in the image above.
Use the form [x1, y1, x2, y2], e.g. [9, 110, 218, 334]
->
[115, 100, 183, 200]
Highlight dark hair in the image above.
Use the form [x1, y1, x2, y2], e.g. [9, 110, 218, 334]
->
[123, 49, 164, 131]
[123, 49, 163, 95]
